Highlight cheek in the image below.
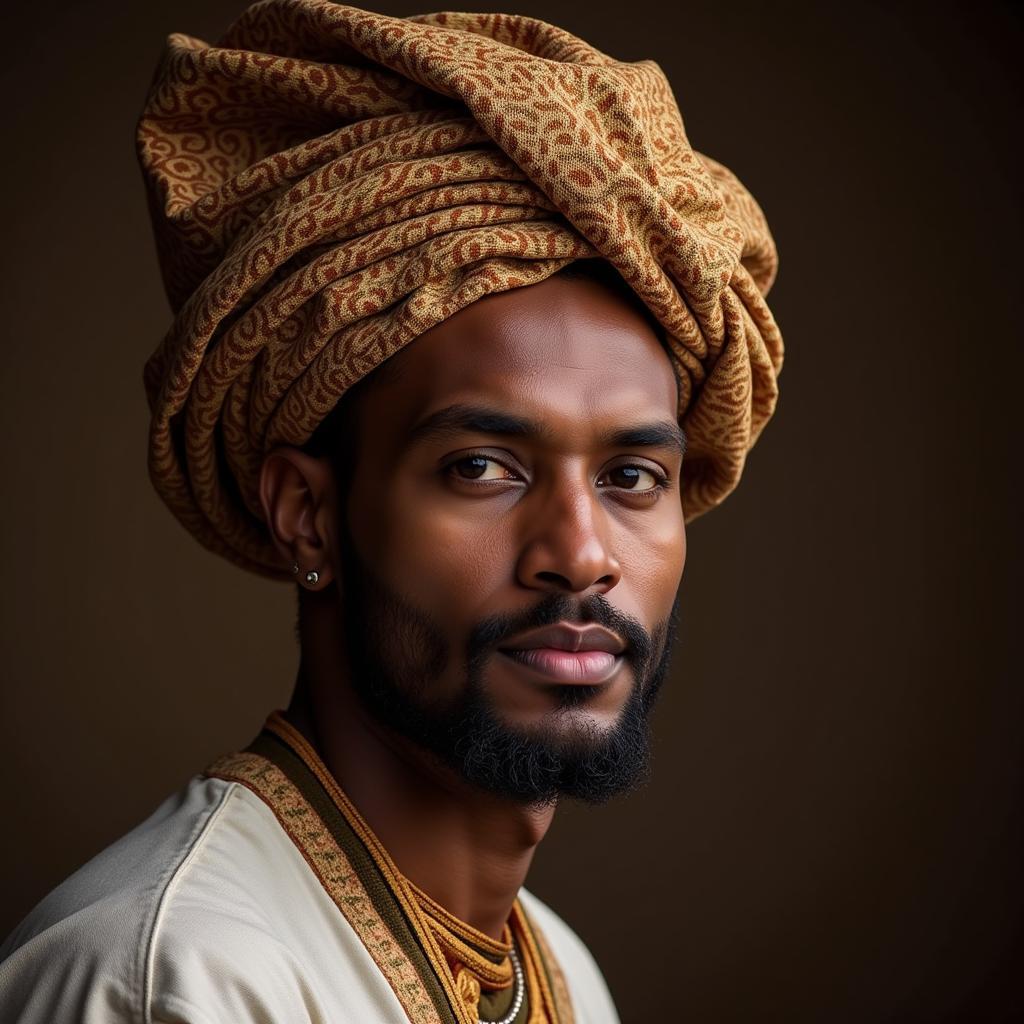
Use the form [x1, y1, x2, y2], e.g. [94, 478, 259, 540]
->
[351, 474, 509, 603]
[614, 504, 686, 605]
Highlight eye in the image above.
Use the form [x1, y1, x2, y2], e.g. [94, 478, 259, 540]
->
[447, 455, 518, 482]
[599, 464, 667, 492]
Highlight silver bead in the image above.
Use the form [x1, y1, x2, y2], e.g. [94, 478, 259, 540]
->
[290, 561, 299, 575]
[305, 569, 320, 586]
[479, 945, 523, 1024]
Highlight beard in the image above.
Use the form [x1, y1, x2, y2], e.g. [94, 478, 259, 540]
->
[335, 514, 680, 806]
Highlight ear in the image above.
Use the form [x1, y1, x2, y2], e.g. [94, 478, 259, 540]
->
[258, 447, 338, 592]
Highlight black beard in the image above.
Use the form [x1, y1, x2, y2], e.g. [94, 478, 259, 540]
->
[335, 515, 680, 806]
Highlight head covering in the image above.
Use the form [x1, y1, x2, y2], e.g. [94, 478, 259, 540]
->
[137, 0, 784, 579]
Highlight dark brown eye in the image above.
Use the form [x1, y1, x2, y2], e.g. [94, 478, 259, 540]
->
[450, 456, 512, 481]
[603, 465, 662, 491]
[453, 456, 488, 479]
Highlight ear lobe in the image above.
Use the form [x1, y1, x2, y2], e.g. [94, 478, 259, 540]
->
[258, 446, 338, 586]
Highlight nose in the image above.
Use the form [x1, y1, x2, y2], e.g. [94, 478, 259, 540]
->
[515, 470, 622, 595]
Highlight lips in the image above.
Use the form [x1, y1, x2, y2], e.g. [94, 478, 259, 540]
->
[497, 622, 626, 684]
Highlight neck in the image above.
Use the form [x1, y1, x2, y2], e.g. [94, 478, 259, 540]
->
[284, 593, 556, 941]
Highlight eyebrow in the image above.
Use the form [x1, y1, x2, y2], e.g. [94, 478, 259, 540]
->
[407, 402, 687, 458]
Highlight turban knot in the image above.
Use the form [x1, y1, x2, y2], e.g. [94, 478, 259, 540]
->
[137, 0, 785, 578]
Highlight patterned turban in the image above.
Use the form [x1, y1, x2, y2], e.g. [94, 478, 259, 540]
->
[137, 0, 784, 579]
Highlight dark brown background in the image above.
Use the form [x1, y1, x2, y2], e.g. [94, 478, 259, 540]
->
[1, 1, 1020, 1020]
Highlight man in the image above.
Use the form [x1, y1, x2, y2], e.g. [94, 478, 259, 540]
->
[0, 2, 783, 1021]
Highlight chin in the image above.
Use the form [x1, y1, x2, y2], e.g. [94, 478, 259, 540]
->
[499, 694, 630, 744]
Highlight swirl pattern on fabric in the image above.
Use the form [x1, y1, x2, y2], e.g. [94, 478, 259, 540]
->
[137, 0, 785, 578]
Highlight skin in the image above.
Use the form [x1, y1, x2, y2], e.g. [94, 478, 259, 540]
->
[258, 272, 687, 940]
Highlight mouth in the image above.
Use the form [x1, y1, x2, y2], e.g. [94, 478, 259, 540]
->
[497, 647, 624, 685]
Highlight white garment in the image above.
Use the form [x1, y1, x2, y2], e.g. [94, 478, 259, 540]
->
[0, 775, 620, 1024]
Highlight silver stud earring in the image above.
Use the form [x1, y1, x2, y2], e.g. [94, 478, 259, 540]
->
[291, 561, 299, 575]
[305, 569, 320, 586]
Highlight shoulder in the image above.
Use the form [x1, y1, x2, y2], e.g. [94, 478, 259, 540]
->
[518, 887, 621, 1024]
[1, 774, 404, 1024]
[0, 773, 236, 1021]
[0, 776, 306, 1023]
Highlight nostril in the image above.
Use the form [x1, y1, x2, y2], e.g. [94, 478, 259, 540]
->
[535, 571, 571, 587]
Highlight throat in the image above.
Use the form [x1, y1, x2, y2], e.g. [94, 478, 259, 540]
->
[378, 780, 553, 941]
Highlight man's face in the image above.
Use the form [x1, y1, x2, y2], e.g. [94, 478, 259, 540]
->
[330, 272, 687, 804]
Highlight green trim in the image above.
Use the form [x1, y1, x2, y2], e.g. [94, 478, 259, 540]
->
[244, 729, 459, 1024]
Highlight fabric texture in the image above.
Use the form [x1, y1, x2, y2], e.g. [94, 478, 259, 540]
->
[0, 746, 617, 1023]
[137, 0, 785, 578]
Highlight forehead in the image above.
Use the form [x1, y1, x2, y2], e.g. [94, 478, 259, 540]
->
[378, 274, 679, 437]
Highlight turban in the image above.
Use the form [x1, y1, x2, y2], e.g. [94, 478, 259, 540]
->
[137, 0, 784, 579]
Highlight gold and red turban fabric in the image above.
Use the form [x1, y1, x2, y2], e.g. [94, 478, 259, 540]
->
[137, 0, 785, 579]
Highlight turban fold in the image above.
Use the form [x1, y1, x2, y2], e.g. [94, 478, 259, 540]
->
[137, 0, 784, 579]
